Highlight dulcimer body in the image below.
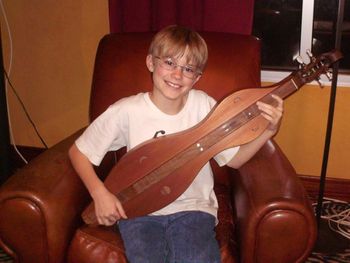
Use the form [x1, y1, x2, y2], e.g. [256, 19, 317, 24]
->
[82, 50, 342, 225]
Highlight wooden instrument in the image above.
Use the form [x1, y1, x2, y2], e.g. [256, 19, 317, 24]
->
[82, 50, 343, 225]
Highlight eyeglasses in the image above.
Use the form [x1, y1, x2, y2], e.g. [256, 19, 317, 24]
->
[154, 56, 202, 79]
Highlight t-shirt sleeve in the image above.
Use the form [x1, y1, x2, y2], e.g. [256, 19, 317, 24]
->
[75, 101, 128, 166]
[213, 146, 240, 167]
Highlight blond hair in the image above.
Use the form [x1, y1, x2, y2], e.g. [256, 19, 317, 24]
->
[148, 25, 208, 71]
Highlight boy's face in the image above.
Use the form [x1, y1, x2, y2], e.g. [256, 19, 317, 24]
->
[146, 50, 201, 108]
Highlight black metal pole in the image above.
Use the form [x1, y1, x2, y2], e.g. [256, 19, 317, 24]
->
[315, 0, 344, 226]
[0, 26, 12, 184]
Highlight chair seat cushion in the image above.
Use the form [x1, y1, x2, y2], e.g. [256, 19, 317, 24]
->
[67, 163, 238, 263]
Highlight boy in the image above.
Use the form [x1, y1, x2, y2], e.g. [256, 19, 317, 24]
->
[69, 25, 283, 262]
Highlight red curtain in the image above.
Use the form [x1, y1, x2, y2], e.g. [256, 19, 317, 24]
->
[109, 0, 255, 35]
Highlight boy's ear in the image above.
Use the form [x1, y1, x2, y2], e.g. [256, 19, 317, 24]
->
[146, 55, 154, 72]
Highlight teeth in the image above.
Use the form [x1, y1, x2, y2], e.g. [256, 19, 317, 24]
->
[167, 81, 180, 88]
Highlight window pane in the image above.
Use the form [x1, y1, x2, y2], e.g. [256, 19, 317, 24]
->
[312, 0, 350, 71]
[253, 0, 302, 70]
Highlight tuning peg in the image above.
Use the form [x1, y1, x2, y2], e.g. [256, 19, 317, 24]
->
[295, 56, 305, 67]
[306, 49, 313, 58]
[325, 71, 332, 81]
[306, 49, 316, 62]
[316, 77, 324, 88]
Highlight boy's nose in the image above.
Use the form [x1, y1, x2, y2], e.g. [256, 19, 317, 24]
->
[171, 66, 183, 79]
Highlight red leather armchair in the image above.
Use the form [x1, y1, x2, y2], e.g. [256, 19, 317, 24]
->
[0, 32, 316, 263]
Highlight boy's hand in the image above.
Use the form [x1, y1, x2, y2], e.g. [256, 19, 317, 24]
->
[91, 186, 128, 226]
[256, 94, 284, 134]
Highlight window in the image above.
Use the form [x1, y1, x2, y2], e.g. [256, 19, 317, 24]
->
[253, 0, 302, 70]
[253, 0, 350, 85]
[313, 0, 350, 70]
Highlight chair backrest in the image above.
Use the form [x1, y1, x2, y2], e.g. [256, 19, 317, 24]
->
[89, 32, 261, 122]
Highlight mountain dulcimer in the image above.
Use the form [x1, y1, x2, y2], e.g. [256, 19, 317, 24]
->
[82, 50, 343, 225]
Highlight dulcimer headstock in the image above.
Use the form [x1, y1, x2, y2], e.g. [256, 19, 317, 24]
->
[292, 49, 343, 88]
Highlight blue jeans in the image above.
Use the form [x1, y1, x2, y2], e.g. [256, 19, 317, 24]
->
[118, 211, 221, 263]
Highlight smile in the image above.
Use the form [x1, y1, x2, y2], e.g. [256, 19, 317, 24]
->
[165, 81, 181, 89]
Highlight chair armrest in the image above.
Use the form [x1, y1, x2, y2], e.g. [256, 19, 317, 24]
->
[0, 129, 91, 263]
[232, 140, 317, 263]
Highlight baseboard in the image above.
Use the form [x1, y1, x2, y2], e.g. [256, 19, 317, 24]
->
[299, 175, 350, 203]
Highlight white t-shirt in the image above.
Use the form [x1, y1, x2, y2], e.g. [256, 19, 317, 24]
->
[75, 89, 239, 219]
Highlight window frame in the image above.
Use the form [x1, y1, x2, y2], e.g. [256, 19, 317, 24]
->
[260, 0, 350, 87]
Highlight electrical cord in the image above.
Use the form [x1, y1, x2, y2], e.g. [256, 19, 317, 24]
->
[326, 209, 350, 239]
[1, 0, 48, 166]
[314, 197, 350, 240]
[0, 0, 30, 164]
[3, 70, 48, 149]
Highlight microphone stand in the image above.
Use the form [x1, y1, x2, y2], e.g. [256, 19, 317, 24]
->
[315, 0, 344, 225]
[314, 0, 346, 253]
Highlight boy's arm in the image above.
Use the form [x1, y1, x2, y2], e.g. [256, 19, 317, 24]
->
[68, 144, 127, 225]
[227, 95, 283, 169]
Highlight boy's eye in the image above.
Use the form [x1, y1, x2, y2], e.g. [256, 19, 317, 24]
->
[164, 59, 175, 67]
[184, 66, 195, 73]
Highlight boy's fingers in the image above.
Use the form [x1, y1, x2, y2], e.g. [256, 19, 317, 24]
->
[271, 94, 284, 110]
[116, 201, 128, 219]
